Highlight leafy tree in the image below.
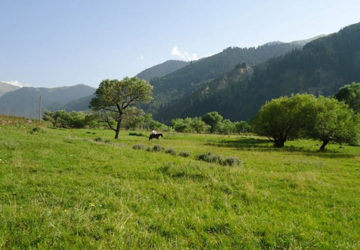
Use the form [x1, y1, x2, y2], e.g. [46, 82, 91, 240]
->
[171, 118, 191, 132]
[307, 97, 359, 151]
[190, 117, 209, 133]
[218, 119, 236, 134]
[122, 107, 145, 130]
[234, 121, 251, 133]
[251, 94, 317, 147]
[90, 77, 153, 139]
[335, 82, 360, 113]
[202, 111, 223, 133]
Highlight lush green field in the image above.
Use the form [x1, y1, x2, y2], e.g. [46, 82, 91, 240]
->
[0, 116, 360, 249]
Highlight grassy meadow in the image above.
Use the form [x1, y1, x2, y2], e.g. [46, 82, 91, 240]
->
[0, 115, 360, 248]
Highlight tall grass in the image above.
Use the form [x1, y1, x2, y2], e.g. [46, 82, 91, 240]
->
[0, 115, 359, 248]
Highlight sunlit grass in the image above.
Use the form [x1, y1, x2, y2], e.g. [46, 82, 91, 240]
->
[0, 115, 359, 248]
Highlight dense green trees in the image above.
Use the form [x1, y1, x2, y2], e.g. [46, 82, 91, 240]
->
[43, 110, 98, 128]
[90, 77, 153, 139]
[251, 94, 359, 150]
[251, 94, 317, 147]
[202, 111, 223, 133]
[308, 97, 359, 151]
[335, 82, 360, 113]
[171, 112, 250, 134]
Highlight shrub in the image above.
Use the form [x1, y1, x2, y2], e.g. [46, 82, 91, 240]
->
[153, 144, 164, 152]
[197, 152, 222, 164]
[1, 140, 19, 150]
[179, 151, 190, 157]
[146, 147, 152, 152]
[222, 157, 241, 166]
[94, 137, 103, 142]
[165, 148, 176, 155]
[132, 144, 146, 150]
[30, 127, 42, 134]
[129, 132, 145, 137]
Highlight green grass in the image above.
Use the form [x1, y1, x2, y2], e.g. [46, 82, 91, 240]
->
[0, 115, 360, 248]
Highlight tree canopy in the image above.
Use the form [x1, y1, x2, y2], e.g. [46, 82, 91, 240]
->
[251, 94, 317, 147]
[90, 77, 153, 139]
[335, 82, 360, 113]
[307, 96, 359, 151]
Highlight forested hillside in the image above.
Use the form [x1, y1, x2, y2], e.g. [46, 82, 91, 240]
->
[146, 39, 312, 113]
[155, 22, 360, 122]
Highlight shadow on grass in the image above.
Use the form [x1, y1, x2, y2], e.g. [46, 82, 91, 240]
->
[206, 137, 356, 159]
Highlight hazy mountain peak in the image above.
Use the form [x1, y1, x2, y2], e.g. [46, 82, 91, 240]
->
[136, 60, 189, 81]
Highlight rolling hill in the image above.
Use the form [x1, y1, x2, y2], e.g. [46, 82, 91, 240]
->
[0, 84, 95, 118]
[0, 82, 20, 97]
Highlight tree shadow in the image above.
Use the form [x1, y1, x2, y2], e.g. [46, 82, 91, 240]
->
[206, 137, 356, 159]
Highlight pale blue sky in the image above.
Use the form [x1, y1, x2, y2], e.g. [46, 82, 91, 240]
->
[1, 0, 360, 87]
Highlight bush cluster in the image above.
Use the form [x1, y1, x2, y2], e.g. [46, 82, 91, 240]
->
[179, 151, 190, 157]
[171, 112, 251, 134]
[129, 132, 145, 137]
[132, 144, 146, 150]
[44, 110, 98, 128]
[196, 152, 241, 166]
[165, 148, 176, 155]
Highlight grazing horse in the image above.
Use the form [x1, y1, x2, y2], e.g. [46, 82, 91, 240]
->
[149, 133, 163, 140]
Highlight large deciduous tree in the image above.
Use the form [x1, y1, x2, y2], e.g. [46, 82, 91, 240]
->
[251, 94, 317, 147]
[90, 77, 153, 139]
[308, 97, 359, 151]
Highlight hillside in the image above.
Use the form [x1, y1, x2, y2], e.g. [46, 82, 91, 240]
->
[136, 60, 189, 81]
[0, 84, 95, 118]
[0, 82, 20, 96]
[146, 39, 314, 113]
[155, 22, 360, 122]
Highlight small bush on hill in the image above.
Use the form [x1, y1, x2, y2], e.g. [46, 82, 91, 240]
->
[165, 148, 176, 155]
[222, 157, 241, 166]
[133, 144, 146, 150]
[94, 137, 103, 142]
[179, 151, 190, 157]
[129, 132, 145, 137]
[29, 127, 43, 134]
[153, 145, 165, 152]
[197, 152, 222, 164]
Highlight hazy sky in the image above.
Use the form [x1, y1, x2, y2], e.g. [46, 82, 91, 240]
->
[1, 0, 360, 87]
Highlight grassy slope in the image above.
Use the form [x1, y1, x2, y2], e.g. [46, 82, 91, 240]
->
[0, 116, 359, 248]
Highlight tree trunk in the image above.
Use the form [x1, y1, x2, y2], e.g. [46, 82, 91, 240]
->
[274, 138, 285, 148]
[114, 119, 122, 139]
[319, 139, 329, 151]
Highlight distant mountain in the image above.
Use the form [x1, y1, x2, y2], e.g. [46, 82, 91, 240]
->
[0, 82, 20, 97]
[146, 38, 315, 114]
[0, 84, 95, 118]
[63, 94, 95, 112]
[137, 60, 189, 81]
[155, 22, 360, 122]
